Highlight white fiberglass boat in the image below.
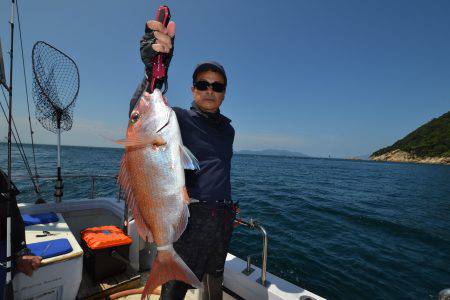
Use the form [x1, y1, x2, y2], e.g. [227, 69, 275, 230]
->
[14, 183, 324, 300]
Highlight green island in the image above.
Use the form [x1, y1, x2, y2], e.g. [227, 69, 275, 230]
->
[371, 111, 450, 164]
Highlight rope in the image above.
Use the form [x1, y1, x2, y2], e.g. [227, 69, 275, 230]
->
[15, 0, 41, 194]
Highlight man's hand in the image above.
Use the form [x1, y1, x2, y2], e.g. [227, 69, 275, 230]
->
[140, 20, 176, 70]
[147, 20, 175, 54]
[16, 255, 42, 277]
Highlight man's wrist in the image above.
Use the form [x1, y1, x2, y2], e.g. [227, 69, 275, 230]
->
[15, 247, 31, 258]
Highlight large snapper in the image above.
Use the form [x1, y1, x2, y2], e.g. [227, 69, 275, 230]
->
[118, 89, 201, 298]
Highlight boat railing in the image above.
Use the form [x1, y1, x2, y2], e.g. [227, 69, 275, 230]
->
[236, 218, 270, 287]
[26, 174, 120, 201]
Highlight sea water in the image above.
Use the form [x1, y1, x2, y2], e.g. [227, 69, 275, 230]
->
[1, 143, 449, 299]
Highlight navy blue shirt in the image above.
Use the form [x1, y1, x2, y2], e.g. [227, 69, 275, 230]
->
[129, 79, 234, 206]
[173, 105, 234, 205]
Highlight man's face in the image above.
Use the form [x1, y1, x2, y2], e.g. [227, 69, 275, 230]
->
[191, 70, 226, 113]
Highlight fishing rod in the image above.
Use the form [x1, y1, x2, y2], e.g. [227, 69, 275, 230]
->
[147, 5, 171, 94]
[15, 0, 42, 202]
[0, 38, 7, 90]
[0, 0, 43, 204]
[3, 0, 16, 292]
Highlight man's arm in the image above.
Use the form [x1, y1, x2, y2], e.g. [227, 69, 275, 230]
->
[0, 169, 42, 278]
[129, 20, 175, 116]
[16, 255, 42, 277]
[10, 189, 42, 277]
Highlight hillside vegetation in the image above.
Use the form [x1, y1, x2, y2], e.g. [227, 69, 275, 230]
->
[371, 111, 450, 158]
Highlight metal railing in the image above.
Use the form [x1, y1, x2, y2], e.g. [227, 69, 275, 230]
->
[236, 218, 270, 287]
[26, 174, 121, 202]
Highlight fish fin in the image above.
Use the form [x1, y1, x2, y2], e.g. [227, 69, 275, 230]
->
[96, 132, 123, 145]
[156, 109, 171, 133]
[115, 137, 152, 147]
[173, 202, 189, 242]
[116, 136, 166, 148]
[182, 187, 190, 205]
[179, 145, 200, 170]
[131, 205, 154, 243]
[141, 247, 202, 299]
[118, 154, 154, 243]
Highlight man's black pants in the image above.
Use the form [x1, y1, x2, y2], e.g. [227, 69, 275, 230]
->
[160, 202, 235, 300]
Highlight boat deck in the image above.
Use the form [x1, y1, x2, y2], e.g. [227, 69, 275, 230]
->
[76, 265, 140, 299]
[118, 290, 235, 300]
[76, 266, 235, 300]
[17, 198, 323, 300]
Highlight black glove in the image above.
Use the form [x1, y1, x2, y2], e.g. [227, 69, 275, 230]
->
[140, 25, 175, 84]
[140, 26, 158, 75]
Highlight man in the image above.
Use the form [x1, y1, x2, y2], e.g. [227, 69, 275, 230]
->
[129, 19, 236, 300]
[0, 169, 42, 299]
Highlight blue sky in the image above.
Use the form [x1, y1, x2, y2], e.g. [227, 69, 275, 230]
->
[0, 0, 449, 157]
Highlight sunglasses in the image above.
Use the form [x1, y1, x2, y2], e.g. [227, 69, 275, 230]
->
[194, 80, 226, 93]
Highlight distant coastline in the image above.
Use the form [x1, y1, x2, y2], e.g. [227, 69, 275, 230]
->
[2, 143, 310, 158]
[371, 149, 450, 165]
[370, 111, 450, 166]
[235, 149, 309, 158]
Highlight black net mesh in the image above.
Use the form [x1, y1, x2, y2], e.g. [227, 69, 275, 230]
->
[32, 41, 79, 133]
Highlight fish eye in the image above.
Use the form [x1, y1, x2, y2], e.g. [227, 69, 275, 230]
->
[130, 112, 140, 124]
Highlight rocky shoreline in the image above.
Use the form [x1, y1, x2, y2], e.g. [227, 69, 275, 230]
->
[370, 149, 450, 165]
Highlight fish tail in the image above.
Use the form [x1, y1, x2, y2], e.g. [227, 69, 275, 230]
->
[141, 245, 202, 299]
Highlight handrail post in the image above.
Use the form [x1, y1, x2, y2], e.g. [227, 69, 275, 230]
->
[242, 254, 255, 275]
[235, 218, 270, 287]
[255, 222, 269, 286]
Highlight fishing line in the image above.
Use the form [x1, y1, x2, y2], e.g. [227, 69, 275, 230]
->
[15, 0, 41, 194]
[0, 85, 40, 194]
[1, 87, 37, 189]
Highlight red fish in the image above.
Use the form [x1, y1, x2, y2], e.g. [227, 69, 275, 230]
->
[118, 89, 201, 298]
